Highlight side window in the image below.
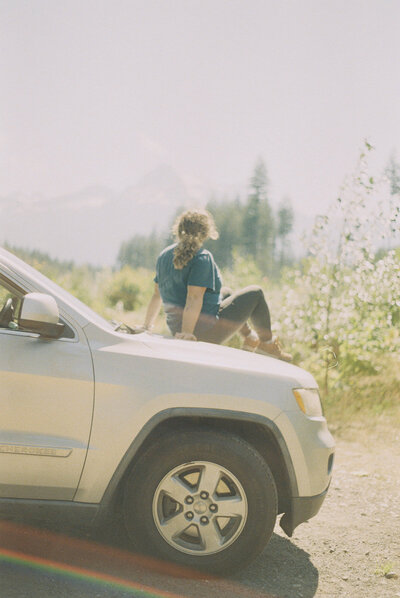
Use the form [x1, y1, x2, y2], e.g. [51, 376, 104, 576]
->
[0, 280, 22, 330]
[0, 278, 75, 339]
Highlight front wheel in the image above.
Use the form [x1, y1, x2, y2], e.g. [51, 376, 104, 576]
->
[122, 429, 278, 574]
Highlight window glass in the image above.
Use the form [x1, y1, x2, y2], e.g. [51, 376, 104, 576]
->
[0, 279, 22, 330]
[3, 251, 113, 331]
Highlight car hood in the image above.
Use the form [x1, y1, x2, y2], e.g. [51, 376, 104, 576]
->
[93, 327, 317, 388]
[149, 334, 315, 384]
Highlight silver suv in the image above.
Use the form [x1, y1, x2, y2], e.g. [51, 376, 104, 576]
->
[0, 247, 334, 574]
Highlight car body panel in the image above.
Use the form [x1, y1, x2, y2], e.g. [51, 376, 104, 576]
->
[0, 326, 94, 499]
[274, 410, 335, 496]
[74, 323, 319, 502]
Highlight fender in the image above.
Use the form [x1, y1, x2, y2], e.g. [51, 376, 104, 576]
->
[98, 407, 299, 510]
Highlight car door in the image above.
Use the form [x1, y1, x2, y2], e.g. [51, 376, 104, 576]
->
[0, 276, 94, 500]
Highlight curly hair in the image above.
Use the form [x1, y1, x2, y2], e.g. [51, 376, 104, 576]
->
[172, 209, 219, 269]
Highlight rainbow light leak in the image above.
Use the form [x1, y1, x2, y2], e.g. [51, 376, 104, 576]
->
[0, 547, 183, 598]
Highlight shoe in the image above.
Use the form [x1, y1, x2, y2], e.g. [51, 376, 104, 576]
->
[256, 336, 293, 362]
[242, 330, 260, 352]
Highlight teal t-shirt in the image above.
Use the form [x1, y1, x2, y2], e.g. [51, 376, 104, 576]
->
[154, 244, 222, 335]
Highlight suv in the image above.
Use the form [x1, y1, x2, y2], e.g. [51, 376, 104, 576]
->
[0, 247, 334, 574]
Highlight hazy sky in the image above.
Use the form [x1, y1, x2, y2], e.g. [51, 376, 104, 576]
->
[1, 0, 399, 213]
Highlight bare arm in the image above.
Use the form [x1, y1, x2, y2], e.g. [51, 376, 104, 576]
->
[175, 285, 206, 340]
[143, 283, 162, 331]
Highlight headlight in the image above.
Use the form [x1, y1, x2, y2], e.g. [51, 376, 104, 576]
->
[292, 388, 323, 417]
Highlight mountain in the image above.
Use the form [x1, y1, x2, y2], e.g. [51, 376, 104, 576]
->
[0, 165, 207, 266]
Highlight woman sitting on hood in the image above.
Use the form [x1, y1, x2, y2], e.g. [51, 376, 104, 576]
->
[143, 209, 291, 361]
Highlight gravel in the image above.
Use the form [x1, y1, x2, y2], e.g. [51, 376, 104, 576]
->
[234, 423, 400, 598]
[1, 423, 399, 598]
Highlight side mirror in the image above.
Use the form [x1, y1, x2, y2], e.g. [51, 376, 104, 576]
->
[19, 293, 65, 339]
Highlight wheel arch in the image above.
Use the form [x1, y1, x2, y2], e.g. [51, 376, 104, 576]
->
[99, 408, 298, 517]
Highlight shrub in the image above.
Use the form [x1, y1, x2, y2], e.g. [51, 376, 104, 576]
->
[105, 267, 141, 312]
[277, 142, 400, 395]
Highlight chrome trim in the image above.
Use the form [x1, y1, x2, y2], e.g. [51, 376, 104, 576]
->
[0, 444, 72, 457]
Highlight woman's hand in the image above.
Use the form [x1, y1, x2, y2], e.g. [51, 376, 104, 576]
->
[175, 332, 197, 341]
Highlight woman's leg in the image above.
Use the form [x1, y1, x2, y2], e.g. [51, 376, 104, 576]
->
[219, 286, 252, 338]
[200, 285, 272, 345]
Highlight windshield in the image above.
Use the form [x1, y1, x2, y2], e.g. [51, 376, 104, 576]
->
[1, 249, 114, 331]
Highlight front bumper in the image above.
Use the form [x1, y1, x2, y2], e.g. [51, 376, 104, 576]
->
[279, 483, 330, 537]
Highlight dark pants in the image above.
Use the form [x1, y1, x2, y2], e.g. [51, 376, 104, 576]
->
[196, 285, 272, 344]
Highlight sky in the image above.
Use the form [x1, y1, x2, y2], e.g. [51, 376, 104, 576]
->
[1, 0, 400, 215]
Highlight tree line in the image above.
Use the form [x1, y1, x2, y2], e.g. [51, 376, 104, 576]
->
[117, 158, 294, 277]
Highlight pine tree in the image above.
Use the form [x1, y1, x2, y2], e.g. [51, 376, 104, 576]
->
[242, 158, 275, 274]
[117, 231, 164, 270]
[276, 200, 294, 269]
[206, 197, 244, 269]
[386, 154, 400, 195]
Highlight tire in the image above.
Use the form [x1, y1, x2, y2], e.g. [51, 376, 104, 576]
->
[122, 428, 278, 574]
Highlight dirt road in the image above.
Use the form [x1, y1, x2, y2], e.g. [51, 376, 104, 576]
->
[236, 422, 400, 598]
[1, 423, 399, 598]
